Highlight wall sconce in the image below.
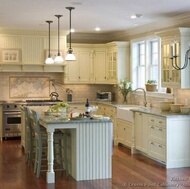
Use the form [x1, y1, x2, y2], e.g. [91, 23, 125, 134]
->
[170, 37, 190, 70]
[65, 7, 76, 61]
[54, 15, 64, 64]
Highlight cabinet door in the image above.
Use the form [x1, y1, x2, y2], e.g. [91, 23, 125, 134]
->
[94, 50, 107, 83]
[107, 51, 117, 84]
[64, 50, 91, 83]
[79, 51, 91, 82]
[117, 118, 132, 147]
[65, 51, 80, 83]
[162, 41, 181, 88]
[135, 112, 148, 153]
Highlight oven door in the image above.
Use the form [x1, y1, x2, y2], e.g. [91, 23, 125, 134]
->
[3, 111, 21, 137]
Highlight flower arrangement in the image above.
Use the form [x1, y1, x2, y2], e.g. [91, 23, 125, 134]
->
[118, 78, 132, 102]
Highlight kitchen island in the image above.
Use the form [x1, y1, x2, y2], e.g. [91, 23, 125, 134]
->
[29, 107, 113, 183]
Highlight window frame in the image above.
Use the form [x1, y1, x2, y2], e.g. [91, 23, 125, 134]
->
[130, 35, 165, 93]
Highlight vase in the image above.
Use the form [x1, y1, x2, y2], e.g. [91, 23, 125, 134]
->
[123, 95, 127, 104]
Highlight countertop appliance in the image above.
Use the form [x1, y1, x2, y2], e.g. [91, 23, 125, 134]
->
[96, 92, 114, 101]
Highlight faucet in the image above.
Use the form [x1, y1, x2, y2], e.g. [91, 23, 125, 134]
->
[134, 88, 147, 107]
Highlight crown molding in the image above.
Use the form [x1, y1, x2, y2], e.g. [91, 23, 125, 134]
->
[68, 13, 190, 43]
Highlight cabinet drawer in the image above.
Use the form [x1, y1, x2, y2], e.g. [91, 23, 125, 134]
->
[149, 125, 166, 144]
[148, 140, 166, 162]
[148, 116, 166, 127]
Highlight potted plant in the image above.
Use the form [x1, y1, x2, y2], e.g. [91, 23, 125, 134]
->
[118, 78, 132, 103]
[145, 80, 157, 92]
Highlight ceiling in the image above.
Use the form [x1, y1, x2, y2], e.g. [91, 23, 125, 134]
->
[1, 0, 190, 35]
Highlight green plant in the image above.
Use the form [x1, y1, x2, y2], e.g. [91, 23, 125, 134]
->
[146, 80, 157, 84]
[118, 78, 132, 101]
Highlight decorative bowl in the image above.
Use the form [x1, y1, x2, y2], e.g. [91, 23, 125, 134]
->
[160, 101, 174, 111]
[170, 104, 183, 113]
[180, 106, 190, 114]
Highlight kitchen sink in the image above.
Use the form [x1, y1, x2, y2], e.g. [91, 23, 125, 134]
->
[116, 105, 149, 123]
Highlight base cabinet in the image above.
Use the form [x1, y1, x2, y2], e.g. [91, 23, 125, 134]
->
[134, 112, 190, 168]
[117, 118, 132, 147]
[135, 112, 148, 153]
[147, 115, 166, 162]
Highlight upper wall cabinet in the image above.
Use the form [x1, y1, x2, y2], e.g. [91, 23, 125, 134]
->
[106, 42, 130, 84]
[93, 45, 107, 84]
[64, 44, 94, 84]
[0, 30, 67, 72]
[156, 28, 190, 89]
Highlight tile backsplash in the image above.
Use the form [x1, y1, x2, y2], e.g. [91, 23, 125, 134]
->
[1, 72, 190, 105]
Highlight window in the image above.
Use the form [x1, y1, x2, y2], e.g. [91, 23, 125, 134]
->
[131, 36, 162, 91]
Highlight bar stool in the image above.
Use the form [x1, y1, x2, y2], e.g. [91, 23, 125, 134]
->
[31, 109, 68, 178]
[24, 106, 35, 166]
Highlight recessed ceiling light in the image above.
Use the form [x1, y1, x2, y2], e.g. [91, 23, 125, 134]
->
[95, 27, 100, 31]
[130, 14, 143, 19]
[71, 2, 83, 5]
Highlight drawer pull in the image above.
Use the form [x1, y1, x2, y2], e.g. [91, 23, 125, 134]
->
[151, 142, 154, 145]
[159, 121, 162, 124]
[159, 128, 162, 131]
[151, 119, 154, 122]
[159, 145, 162, 148]
[151, 126, 154, 129]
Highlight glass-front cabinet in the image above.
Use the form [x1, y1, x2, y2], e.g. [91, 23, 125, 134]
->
[162, 39, 181, 87]
[157, 27, 190, 89]
[107, 51, 117, 83]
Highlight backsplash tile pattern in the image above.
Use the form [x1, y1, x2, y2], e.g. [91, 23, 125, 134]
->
[0, 72, 189, 106]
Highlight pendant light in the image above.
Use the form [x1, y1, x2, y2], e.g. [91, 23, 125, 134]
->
[65, 7, 76, 61]
[45, 21, 54, 64]
[54, 15, 64, 63]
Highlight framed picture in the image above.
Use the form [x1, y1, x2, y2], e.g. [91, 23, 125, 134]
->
[44, 49, 65, 61]
[0, 48, 22, 63]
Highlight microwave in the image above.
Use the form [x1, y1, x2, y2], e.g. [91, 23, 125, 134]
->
[96, 92, 114, 101]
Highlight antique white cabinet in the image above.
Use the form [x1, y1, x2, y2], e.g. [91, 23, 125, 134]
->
[147, 115, 166, 162]
[134, 112, 148, 153]
[106, 41, 130, 84]
[93, 47, 107, 84]
[116, 118, 132, 148]
[64, 45, 93, 84]
[156, 27, 190, 88]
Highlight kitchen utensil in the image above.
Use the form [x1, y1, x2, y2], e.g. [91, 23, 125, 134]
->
[50, 92, 59, 101]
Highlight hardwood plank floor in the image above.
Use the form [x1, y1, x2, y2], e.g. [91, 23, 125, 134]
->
[0, 138, 190, 189]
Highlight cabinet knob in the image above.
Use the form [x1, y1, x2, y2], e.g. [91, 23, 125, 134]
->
[159, 128, 162, 131]
[159, 145, 162, 148]
[151, 142, 154, 145]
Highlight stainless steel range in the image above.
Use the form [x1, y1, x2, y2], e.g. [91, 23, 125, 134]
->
[1, 99, 62, 139]
[2, 102, 22, 138]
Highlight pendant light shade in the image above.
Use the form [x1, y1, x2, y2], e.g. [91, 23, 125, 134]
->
[65, 7, 76, 61]
[54, 15, 64, 64]
[45, 21, 54, 64]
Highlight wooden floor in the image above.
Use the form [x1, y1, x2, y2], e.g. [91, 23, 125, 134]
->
[0, 138, 190, 189]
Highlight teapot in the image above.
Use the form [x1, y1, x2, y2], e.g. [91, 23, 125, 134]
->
[50, 92, 59, 101]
